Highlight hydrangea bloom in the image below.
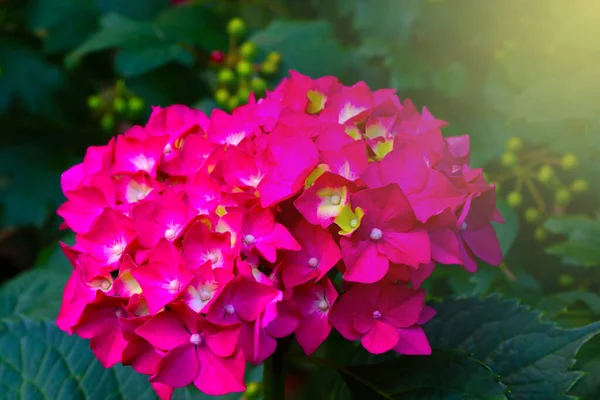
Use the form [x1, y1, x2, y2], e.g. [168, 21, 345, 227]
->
[56, 70, 502, 398]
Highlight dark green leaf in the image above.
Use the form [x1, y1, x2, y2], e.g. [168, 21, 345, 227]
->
[0, 144, 64, 227]
[0, 317, 155, 399]
[425, 296, 600, 399]
[341, 350, 508, 400]
[545, 216, 600, 267]
[493, 200, 519, 256]
[538, 292, 600, 319]
[95, 0, 169, 20]
[115, 44, 194, 77]
[251, 20, 350, 78]
[0, 39, 63, 113]
[570, 334, 600, 399]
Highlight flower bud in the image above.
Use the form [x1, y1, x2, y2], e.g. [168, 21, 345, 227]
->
[506, 191, 522, 208]
[260, 61, 278, 76]
[237, 87, 251, 104]
[217, 68, 236, 86]
[501, 152, 517, 168]
[534, 226, 547, 242]
[236, 60, 254, 78]
[101, 113, 115, 131]
[558, 273, 574, 287]
[214, 88, 229, 106]
[87, 95, 103, 110]
[210, 50, 225, 64]
[571, 178, 589, 193]
[239, 42, 258, 60]
[128, 96, 145, 113]
[250, 77, 267, 95]
[113, 96, 126, 113]
[524, 208, 540, 223]
[561, 153, 578, 170]
[227, 18, 246, 38]
[555, 188, 571, 206]
[537, 165, 554, 183]
[266, 51, 281, 64]
[505, 137, 523, 152]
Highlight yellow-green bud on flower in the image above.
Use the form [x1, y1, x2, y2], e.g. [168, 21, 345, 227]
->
[537, 165, 554, 183]
[524, 208, 540, 223]
[236, 60, 254, 78]
[227, 18, 246, 38]
[227, 95, 240, 111]
[101, 113, 115, 131]
[214, 88, 229, 106]
[505, 136, 523, 152]
[534, 226, 547, 242]
[558, 273, 574, 287]
[250, 77, 267, 95]
[115, 79, 126, 93]
[561, 153, 578, 170]
[506, 191, 522, 207]
[571, 178, 589, 193]
[87, 95, 102, 110]
[128, 96, 145, 113]
[217, 69, 236, 86]
[245, 382, 261, 398]
[260, 61, 278, 76]
[501, 152, 517, 168]
[266, 51, 281, 64]
[239, 42, 258, 60]
[555, 188, 571, 206]
[113, 96, 126, 113]
[237, 87, 251, 104]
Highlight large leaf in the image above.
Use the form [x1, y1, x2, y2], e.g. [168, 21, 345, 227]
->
[341, 350, 508, 400]
[95, 0, 169, 20]
[0, 39, 63, 113]
[0, 317, 155, 400]
[493, 199, 519, 256]
[251, 20, 350, 78]
[570, 334, 600, 399]
[0, 144, 65, 227]
[425, 296, 600, 399]
[544, 216, 600, 267]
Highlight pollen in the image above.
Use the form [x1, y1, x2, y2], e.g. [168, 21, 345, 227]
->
[104, 237, 127, 264]
[224, 304, 235, 315]
[330, 194, 342, 205]
[308, 257, 319, 268]
[349, 218, 358, 228]
[190, 333, 202, 345]
[167, 279, 181, 294]
[372, 310, 382, 319]
[243, 234, 255, 245]
[130, 154, 156, 173]
[369, 228, 383, 241]
[317, 299, 329, 311]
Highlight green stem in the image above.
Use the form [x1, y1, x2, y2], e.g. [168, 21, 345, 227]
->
[263, 345, 285, 400]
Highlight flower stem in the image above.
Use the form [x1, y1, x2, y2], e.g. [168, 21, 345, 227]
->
[263, 345, 285, 400]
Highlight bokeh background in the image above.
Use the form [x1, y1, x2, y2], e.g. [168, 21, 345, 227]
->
[1, 0, 600, 398]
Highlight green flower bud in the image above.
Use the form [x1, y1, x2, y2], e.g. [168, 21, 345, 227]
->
[214, 88, 230, 106]
[115, 79, 126, 93]
[227, 18, 246, 38]
[239, 42, 258, 60]
[524, 208, 540, 223]
[227, 95, 240, 111]
[217, 68, 236, 86]
[505, 136, 523, 152]
[534, 226, 547, 242]
[571, 178, 589, 193]
[101, 113, 115, 131]
[237, 87, 251, 104]
[537, 165, 554, 183]
[128, 96, 145, 113]
[266, 51, 281, 64]
[501, 152, 517, 168]
[561, 153, 578, 170]
[506, 191, 522, 208]
[555, 188, 571, 206]
[113, 96, 126, 113]
[87, 95, 103, 110]
[260, 61, 278, 76]
[558, 273, 574, 287]
[236, 60, 254, 78]
[250, 77, 267, 95]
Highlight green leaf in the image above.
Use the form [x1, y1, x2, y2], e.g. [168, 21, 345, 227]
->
[0, 317, 155, 400]
[0, 268, 67, 320]
[493, 200, 519, 256]
[0, 39, 63, 113]
[570, 334, 600, 399]
[341, 350, 508, 400]
[425, 296, 600, 399]
[251, 20, 350, 78]
[538, 292, 600, 319]
[431, 62, 469, 98]
[172, 364, 263, 399]
[95, 0, 169, 20]
[545, 216, 600, 267]
[0, 144, 64, 227]
[115, 44, 194, 77]
[27, 0, 98, 53]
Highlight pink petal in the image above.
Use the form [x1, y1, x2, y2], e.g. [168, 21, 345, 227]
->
[136, 312, 190, 351]
[394, 326, 432, 355]
[195, 347, 246, 395]
[341, 238, 389, 283]
[152, 344, 199, 388]
[295, 313, 332, 355]
[361, 320, 399, 354]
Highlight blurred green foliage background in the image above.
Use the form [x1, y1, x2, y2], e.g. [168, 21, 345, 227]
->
[1, 0, 600, 398]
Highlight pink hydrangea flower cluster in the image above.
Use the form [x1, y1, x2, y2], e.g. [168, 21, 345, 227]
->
[56, 71, 503, 398]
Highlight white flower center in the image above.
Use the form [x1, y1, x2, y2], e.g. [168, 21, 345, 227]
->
[167, 279, 181, 294]
[224, 304, 235, 315]
[104, 237, 127, 264]
[369, 228, 383, 241]
[349, 218, 358, 228]
[199, 288, 212, 302]
[330, 195, 341, 205]
[317, 299, 329, 311]
[372, 310, 382, 319]
[130, 154, 156, 173]
[308, 257, 319, 268]
[164, 224, 180, 241]
[460, 222, 468, 231]
[243, 234, 255, 245]
[190, 333, 202, 345]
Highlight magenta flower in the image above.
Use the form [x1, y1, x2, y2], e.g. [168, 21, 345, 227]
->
[340, 184, 430, 283]
[131, 239, 194, 315]
[136, 308, 246, 395]
[329, 282, 431, 355]
[280, 219, 341, 289]
[293, 278, 338, 355]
